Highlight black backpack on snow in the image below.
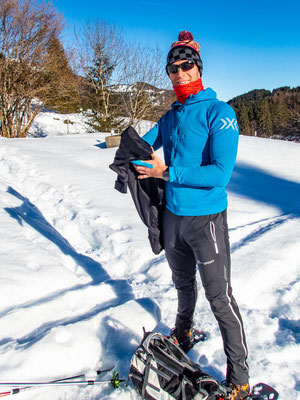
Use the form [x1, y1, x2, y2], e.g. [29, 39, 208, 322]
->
[129, 331, 227, 400]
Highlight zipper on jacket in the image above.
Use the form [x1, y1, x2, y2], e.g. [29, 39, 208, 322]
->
[176, 105, 185, 142]
[210, 221, 219, 254]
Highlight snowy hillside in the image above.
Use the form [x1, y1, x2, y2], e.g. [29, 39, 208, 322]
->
[0, 115, 300, 399]
[29, 110, 155, 137]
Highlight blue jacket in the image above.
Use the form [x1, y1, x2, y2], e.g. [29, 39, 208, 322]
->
[142, 88, 239, 216]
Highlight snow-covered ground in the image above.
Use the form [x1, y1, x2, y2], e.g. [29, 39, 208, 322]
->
[0, 112, 299, 399]
[29, 110, 155, 137]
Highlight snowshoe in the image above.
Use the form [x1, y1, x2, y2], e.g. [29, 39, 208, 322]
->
[251, 382, 279, 399]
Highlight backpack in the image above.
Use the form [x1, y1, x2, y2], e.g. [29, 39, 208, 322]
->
[129, 331, 227, 400]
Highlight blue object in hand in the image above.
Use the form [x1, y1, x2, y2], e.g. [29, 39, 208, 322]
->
[131, 160, 153, 169]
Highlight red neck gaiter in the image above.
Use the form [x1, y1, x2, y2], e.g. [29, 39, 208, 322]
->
[173, 78, 204, 104]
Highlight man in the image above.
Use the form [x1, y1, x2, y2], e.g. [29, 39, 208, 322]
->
[133, 31, 250, 399]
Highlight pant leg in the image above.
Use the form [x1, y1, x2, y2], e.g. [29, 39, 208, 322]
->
[163, 209, 197, 331]
[183, 211, 249, 385]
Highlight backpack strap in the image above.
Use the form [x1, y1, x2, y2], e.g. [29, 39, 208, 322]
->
[151, 335, 200, 375]
[141, 352, 153, 399]
[181, 378, 187, 400]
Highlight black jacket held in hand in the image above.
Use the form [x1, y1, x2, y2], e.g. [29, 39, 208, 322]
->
[109, 126, 165, 255]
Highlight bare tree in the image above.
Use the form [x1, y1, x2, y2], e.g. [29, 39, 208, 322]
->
[118, 43, 170, 130]
[0, 0, 63, 138]
[74, 20, 125, 132]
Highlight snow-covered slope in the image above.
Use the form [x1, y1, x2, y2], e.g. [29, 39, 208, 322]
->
[29, 110, 155, 137]
[0, 124, 299, 399]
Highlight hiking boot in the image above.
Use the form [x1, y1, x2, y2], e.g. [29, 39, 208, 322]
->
[169, 326, 194, 352]
[226, 382, 250, 399]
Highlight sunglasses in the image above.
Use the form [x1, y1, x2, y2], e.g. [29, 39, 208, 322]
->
[167, 61, 195, 74]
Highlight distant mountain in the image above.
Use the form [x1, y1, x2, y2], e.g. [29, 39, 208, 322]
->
[109, 82, 175, 122]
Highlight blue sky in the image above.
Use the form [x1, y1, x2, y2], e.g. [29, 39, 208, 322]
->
[53, 0, 300, 101]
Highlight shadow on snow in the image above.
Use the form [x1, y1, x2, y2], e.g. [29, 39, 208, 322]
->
[5, 186, 109, 284]
[227, 162, 300, 252]
[3, 187, 160, 350]
[228, 162, 300, 217]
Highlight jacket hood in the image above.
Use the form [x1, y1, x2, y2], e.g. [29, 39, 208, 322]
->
[171, 87, 217, 108]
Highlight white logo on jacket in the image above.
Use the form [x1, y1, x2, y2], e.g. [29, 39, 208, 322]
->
[220, 118, 238, 131]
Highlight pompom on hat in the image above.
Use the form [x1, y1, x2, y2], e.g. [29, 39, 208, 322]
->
[166, 31, 203, 75]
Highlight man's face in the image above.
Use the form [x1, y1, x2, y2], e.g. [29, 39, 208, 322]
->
[168, 60, 200, 86]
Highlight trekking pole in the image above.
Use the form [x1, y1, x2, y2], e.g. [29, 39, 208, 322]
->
[0, 369, 124, 397]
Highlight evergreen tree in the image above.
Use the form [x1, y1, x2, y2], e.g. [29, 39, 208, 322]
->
[84, 48, 124, 132]
[272, 93, 290, 134]
[75, 20, 126, 132]
[238, 104, 251, 136]
[228, 86, 299, 138]
[257, 99, 273, 137]
[41, 36, 81, 113]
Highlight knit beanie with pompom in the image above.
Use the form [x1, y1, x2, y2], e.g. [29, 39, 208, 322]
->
[166, 31, 203, 76]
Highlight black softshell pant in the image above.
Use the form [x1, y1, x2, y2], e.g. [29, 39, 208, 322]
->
[163, 208, 249, 385]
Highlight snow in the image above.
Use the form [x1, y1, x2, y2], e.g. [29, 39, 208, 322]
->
[0, 111, 300, 399]
[29, 110, 155, 137]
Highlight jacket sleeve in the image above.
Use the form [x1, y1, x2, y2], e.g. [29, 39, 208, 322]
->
[169, 102, 239, 187]
[141, 119, 163, 150]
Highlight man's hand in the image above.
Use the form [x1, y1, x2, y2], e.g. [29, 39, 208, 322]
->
[133, 148, 167, 179]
